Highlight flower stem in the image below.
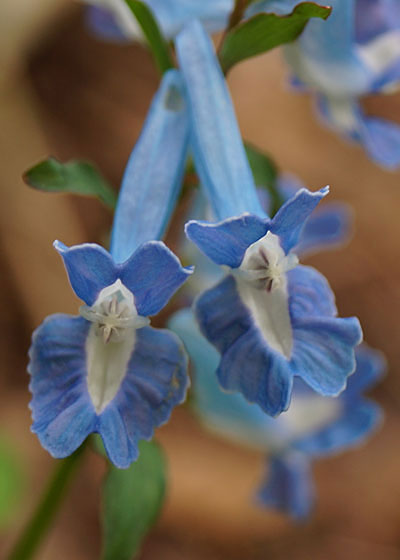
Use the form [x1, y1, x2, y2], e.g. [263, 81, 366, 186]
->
[226, 0, 251, 32]
[7, 443, 87, 560]
[218, 0, 251, 69]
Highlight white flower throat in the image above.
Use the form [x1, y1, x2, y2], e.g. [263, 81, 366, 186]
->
[80, 280, 149, 414]
[239, 231, 298, 292]
[235, 232, 298, 359]
[80, 280, 149, 344]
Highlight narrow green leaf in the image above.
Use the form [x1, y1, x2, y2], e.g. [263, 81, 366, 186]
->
[124, 0, 174, 74]
[0, 436, 25, 528]
[101, 441, 166, 560]
[219, 2, 332, 73]
[24, 158, 117, 209]
[245, 142, 283, 215]
[245, 142, 277, 189]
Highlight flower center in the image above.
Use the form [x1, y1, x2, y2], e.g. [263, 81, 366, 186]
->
[81, 280, 149, 414]
[79, 279, 149, 344]
[235, 231, 298, 359]
[239, 231, 298, 292]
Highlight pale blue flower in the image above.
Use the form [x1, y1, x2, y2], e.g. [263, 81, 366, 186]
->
[281, 0, 400, 168]
[176, 21, 362, 416]
[169, 308, 384, 519]
[85, 0, 233, 42]
[28, 70, 192, 468]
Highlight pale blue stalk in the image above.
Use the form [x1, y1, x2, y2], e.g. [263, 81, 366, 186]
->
[110, 69, 189, 262]
[176, 20, 265, 221]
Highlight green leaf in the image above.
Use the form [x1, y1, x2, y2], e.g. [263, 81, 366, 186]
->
[245, 143, 283, 215]
[219, 2, 332, 73]
[24, 158, 117, 210]
[101, 441, 166, 560]
[0, 436, 25, 528]
[245, 142, 277, 189]
[124, 0, 174, 74]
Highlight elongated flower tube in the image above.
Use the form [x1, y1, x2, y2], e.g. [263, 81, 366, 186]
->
[28, 70, 192, 468]
[279, 0, 400, 169]
[176, 21, 362, 416]
[169, 309, 384, 520]
[85, 0, 233, 42]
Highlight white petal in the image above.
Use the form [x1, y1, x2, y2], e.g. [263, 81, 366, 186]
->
[359, 30, 400, 77]
[236, 232, 295, 358]
[236, 279, 293, 358]
[86, 325, 135, 414]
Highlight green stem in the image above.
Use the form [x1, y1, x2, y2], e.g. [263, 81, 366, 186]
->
[226, 0, 251, 32]
[125, 0, 174, 75]
[7, 443, 87, 560]
[218, 0, 251, 71]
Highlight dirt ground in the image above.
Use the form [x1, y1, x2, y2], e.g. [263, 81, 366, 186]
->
[1, 6, 400, 559]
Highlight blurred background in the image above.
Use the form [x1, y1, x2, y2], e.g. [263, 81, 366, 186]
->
[1, 1, 400, 558]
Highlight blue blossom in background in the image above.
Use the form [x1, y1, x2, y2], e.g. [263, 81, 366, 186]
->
[176, 21, 362, 417]
[282, 0, 400, 169]
[85, 0, 400, 168]
[85, 0, 233, 42]
[28, 70, 192, 468]
[169, 308, 384, 519]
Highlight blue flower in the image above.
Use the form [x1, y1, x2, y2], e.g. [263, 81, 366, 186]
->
[85, 0, 234, 42]
[280, 0, 400, 168]
[181, 175, 351, 298]
[176, 21, 362, 416]
[169, 308, 384, 519]
[28, 70, 192, 468]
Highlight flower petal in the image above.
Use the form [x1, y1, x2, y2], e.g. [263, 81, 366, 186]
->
[98, 326, 189, 468]
[290, 0, 357, 63]
[28, 314, 96, 458]
[185, 214, 268, 268]
[120, 241, 192, 317]
[355, 0, 400, 43]
[86, 6, 128, 42]
[54, 241, 117, 305]
[110, 70, 189, 263]
[291, 315, 363, 396]
[371, 56, 400, 91]
[176, 20, 265, 220]
[195, 276, 292, 416]
[194, 275, 254, 354]
[270, 187, 329, 253]
[296, 204, 352, 256]
[169, 308, 288, 446]
[344, 344, 386, 397]
[256, 451, 314, 520]
[288, 265, 337, 318]
[271, 175, 351, 256]
[317, 95, 400, 169]
[358, 114, 400, 170]
[87, 0, 142, 40]
[294, 400, 383, 456]
[217, 327, 293, 416]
